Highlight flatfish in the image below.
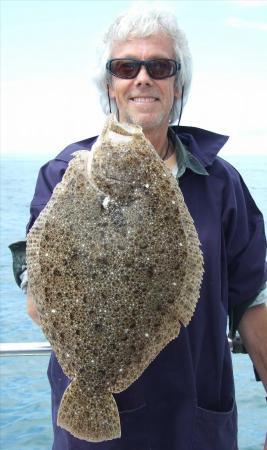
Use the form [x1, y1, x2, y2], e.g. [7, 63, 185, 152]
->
[26, 114, 203, 442]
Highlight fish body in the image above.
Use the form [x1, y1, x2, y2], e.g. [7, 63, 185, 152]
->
[26, 115, 203, 442]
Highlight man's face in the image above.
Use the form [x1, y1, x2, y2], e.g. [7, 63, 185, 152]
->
[108, 33, 180, 133]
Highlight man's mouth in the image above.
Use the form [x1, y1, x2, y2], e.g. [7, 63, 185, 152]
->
[130, 97, 159, 103]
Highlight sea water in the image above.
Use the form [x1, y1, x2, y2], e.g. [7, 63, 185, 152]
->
[0, 154, 266, 450]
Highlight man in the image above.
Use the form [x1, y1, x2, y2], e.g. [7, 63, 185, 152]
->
[26, 6, 267, 450]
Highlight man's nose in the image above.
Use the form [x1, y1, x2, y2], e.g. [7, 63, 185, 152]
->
[134, 65, 153, 85]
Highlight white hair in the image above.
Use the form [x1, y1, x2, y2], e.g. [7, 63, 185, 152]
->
[94, 4, 192, 125]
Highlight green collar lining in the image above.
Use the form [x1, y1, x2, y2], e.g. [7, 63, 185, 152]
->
[168, 127, 209, 180]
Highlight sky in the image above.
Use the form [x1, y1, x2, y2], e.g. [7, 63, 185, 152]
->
[1, 0, 267, 158]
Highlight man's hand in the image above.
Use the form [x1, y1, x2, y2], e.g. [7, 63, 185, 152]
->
[27, 291, 41, 325]
[87, 147, 94, 176]
[238, 303, 267, 392]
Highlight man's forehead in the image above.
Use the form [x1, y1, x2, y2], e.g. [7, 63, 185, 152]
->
[110, 32, 175, 59]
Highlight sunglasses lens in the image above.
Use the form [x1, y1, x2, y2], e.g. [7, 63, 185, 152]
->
[107, 59, 179, 79]
[109, 60, 139, 78]
[147, 60, 177, 79]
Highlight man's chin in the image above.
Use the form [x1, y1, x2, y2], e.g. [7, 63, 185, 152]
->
[123, 112, 164, 131]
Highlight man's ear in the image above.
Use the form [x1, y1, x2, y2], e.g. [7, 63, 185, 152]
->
[174, 85, 180, 100]
[108, 82, 115, 99]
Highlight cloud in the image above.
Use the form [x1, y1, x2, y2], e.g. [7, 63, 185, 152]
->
[226, 16, 267, 31]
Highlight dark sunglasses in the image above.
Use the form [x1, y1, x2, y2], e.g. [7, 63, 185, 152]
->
[106, 58, 180, 80]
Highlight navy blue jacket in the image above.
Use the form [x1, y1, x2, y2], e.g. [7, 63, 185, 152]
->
[27, 126, 267, 450]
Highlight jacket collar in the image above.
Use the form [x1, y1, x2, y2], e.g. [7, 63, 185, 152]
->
[168, 128, 208, 178]
[172, 126, 229, 168]
[58, 125, 229, 171]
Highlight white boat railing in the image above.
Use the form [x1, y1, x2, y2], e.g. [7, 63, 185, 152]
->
[0, 337, 246, 357]
[0, 341, 51, 356]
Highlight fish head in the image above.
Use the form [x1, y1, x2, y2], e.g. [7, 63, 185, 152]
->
[90, 115, 157, 199]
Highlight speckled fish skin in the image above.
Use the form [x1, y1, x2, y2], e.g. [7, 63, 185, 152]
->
[26, 114, 204, 442]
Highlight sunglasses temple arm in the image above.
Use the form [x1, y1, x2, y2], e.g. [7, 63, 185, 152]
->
[177, 85, 184, 126]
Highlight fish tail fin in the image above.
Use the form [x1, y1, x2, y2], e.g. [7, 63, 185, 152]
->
[57, 379, 121, 442]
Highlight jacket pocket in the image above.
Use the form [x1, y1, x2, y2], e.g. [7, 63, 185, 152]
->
[191, 400, 238, 450]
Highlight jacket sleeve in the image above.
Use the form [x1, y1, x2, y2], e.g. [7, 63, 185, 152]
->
[222, 165, 267, 331]
[26, 158, 68, 233]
